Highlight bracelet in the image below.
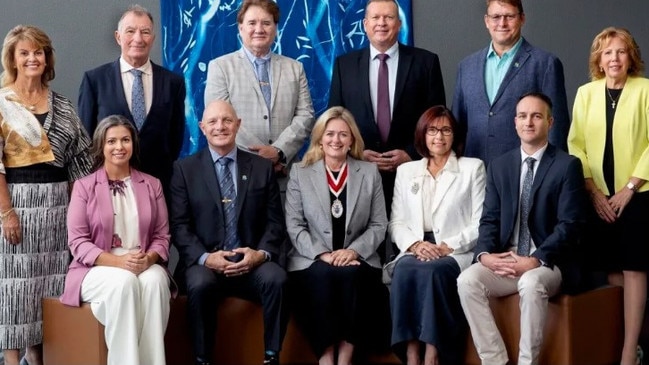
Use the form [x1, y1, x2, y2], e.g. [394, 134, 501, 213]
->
[0, 208, 14, 221]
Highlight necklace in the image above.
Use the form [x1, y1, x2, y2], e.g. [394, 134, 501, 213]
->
[13, 87, 44, 112]
[325, 162, 348, 219]
[606, 87, 622, 109]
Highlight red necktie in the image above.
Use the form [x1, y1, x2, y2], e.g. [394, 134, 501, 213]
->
[376, 53, 391, 144]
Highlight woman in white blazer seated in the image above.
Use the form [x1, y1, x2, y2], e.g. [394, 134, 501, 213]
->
[285, 107, 388, 365]
[387, 106, 486, 365]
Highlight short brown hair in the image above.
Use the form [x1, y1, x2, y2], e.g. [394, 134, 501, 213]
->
[301, 107, 365, 166]
[485, 0, 524, 14]
[588, 27, 644, 81]
[1, 25, 56, 87]
[413, 106, 463, 158]
[237, 0, 280, 24]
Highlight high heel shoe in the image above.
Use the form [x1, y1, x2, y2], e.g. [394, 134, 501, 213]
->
[637, 345, 644, 365]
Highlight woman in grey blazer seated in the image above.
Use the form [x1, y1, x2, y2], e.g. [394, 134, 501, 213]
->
[285, 106, 388, 365]
[386, 106, 486, 365]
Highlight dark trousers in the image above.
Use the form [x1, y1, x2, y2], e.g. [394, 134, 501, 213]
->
[390, 255, 466, 365]
[289, 260, 386, 357]
[184, 262, 288, 359]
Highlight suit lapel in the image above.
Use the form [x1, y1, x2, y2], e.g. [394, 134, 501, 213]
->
[111, 60, 132, 121]
[507, 151, 522, 229]
[235, 149, 251, 220]
[359, 49, 375, 122]
[199, 149, 225, 217]
[530, 145, 556, 199]
[307, 162, 332, 222]
[130, 170, 151, 249]
[239, 50, 266, 108]
[493, 41, 531, 105]
[270, 54, 281, 111]
[344, 159, 363, 229]
[393, 44, 412, 119]
[430, 156, 458, 214]
[94, 171, 115, 249]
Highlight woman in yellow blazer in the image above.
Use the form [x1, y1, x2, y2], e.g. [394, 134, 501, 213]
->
[568, 27, 649, 365]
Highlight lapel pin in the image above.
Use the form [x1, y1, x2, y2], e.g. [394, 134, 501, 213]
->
[514, 62, 520, 68]
[410, 182, 419, 194]
[242, 175, 248, 181]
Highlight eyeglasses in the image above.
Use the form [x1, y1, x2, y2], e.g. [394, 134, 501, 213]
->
[486, 13, 520, 23]
[426, 127, 453, 136]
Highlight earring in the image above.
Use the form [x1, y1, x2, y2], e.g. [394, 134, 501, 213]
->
[600, 67, 604, 72]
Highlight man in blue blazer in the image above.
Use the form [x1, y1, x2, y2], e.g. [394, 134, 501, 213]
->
[170, 100, 287, 365]
[457, 93, 586, 365]
[328, 0, 445, 217]
[78, 5, 186, 195]
[452, 0, 569, 165]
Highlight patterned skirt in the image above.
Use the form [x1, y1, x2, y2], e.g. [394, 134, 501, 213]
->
[0, 180, 69, 349]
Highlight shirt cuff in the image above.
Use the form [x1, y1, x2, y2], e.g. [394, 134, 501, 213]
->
[198, 252, 209, 266]
[259, 249, 271, 262]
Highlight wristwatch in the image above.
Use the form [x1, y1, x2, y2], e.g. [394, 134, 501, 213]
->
[626, 181, 639, 192]
[274, 147, 286, 163]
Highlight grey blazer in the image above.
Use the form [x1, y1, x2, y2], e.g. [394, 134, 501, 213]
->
[204, 49, 315, 165]
[285, 157, 388, 271]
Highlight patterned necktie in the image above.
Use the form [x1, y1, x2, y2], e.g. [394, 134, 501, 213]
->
[517, 157, 536, 256]
[255, 58, 272, 115]
[376, 53, 391, 144]
[217, 157, 240, 251]
[129, 69, 146, 130]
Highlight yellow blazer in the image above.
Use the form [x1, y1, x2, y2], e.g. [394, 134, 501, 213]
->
[568, 76, 649, 194]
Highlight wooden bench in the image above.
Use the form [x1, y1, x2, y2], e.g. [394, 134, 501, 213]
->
[43, 286, 623, 365]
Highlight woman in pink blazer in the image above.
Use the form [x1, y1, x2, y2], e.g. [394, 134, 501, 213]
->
[60, 115, 172, 365]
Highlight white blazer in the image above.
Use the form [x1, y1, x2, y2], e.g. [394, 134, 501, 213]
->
[386, 154, 486, 278]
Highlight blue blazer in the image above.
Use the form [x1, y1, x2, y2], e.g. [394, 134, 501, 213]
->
[475, 144, 587, 289]
[452, 39, 570, 164]
[170, 148, 285, 269]
[78, 59, 186, 191]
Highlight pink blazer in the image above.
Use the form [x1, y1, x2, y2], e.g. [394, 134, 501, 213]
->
[60, 168, 171, 306]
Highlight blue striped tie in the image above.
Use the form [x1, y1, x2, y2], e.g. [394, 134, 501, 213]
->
[517, 157, 536, 256]
[217, 157, 240, 251]
[130, 69, 146, 130]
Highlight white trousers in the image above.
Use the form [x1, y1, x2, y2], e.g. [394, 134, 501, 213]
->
[457, 263, 562, 365]
[81, 264, 171, 365]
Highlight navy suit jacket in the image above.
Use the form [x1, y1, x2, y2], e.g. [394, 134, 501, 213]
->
[475, 144, 587, 290]
[170, 148, 285, 269]
[329, 43, 446, 158]
[452, 39, 570, 165]
[78, 59, 186, 191]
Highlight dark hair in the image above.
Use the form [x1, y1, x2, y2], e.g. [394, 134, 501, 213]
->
[517, 92, 553, 116]
[413, 105, 463, 158]
[90, 115, 140, 171]
[1, 25, 56, 87]
[485, 0, 524, 14]
[237, 0, 280, 24]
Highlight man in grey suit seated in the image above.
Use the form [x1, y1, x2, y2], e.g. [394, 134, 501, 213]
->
[204, 0, 314, 190]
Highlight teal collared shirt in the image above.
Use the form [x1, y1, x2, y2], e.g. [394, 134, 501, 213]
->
[484, 37, 523, 104]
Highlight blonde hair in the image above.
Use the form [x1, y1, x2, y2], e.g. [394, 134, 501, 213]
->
[301, 107, 365, 166]
[1, 25, 56, 87]
[589, 27, 644, 81]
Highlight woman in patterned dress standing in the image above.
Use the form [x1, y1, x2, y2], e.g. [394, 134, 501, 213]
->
[0, 25, 92, 365]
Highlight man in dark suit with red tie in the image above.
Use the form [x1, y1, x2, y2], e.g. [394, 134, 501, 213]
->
[328, 0, 446, 217]
[170, 100, 287, 365]
[77, 5, 186, 195]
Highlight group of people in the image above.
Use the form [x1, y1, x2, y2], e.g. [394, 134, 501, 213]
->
[0, 1, 646, 365]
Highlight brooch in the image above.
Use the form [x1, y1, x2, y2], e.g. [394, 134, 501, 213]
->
[410, 182, 419, 194]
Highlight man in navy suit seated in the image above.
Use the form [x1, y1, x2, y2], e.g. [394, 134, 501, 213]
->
[457, 93, 587, 365]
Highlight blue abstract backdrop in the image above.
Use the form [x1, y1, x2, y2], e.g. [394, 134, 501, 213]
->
[160, 0, 413, 156]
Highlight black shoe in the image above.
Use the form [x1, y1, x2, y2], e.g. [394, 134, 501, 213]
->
[263, 353, 279, 365]
[195, 357, 212, 365]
